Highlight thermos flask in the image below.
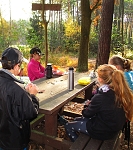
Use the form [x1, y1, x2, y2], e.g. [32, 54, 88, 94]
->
[68, 67, 74, 91]
[46, 63, 52, 79]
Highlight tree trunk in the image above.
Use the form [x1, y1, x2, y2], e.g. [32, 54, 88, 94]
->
[96, 0, 115, 68]
[121, 0, 124, 56]
[78, 0, 91, 72]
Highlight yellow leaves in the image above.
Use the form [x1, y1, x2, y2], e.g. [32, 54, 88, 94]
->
[66, 58, 78, 68]
[21, 62, 28, 76]
[114, 0, 120, 5]
[64, 18, 80, 37]
[0, 18, 10, 36]
[93, 15, 100, 26]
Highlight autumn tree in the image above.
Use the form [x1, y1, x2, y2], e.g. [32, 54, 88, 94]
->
[96, 0, 115, 67]
[26, 13, 44, 49]
[0, 12, 10, 51]
[78, 0, 101, 72]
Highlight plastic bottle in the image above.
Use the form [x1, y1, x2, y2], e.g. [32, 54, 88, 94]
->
[68, 67, 74, 91]
[46, 63, 52, 79]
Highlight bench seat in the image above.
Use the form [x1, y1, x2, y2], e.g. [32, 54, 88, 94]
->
[70, 131, 123, 150]
[30, 113, 45, 129]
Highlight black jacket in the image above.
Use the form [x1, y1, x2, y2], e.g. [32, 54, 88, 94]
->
[82, 89, 126, 140]
[0, 69, 39, 150]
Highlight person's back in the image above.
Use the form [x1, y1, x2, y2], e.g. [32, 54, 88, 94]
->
[65, 64, 133, 142]
[83, 88, 126, 140]
[0, 47, 39, 149]
[0, 74, 35, 149]
[27, 47, 45, 81]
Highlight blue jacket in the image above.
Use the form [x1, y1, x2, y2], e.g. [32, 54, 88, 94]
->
[124, 71, 133, 91]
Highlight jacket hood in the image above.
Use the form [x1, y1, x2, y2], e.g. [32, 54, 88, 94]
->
[0, 68, 25, 84]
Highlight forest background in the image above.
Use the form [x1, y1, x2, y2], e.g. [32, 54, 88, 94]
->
[0, 0, 133, 73]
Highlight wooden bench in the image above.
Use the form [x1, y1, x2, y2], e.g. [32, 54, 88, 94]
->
[70, 131, 123, 150]
[30, 113, 45, 129]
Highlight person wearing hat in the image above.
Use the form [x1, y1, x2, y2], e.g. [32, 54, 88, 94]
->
[0, 47, 39, 150]
[27, 47, 45, 81]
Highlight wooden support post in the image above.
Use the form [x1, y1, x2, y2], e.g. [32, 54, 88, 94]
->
[32, 3, 61, 11]
[32, 3, 61, 67]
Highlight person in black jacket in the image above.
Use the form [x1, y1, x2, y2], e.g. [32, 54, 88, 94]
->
[65, 64, 133, 142]
[0, 47, 39, 150]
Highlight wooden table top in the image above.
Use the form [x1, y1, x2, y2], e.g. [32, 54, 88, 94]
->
[33, 72, 95, 114]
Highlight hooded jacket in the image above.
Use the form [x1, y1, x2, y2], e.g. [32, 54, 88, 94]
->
[0, 69, 39, 150]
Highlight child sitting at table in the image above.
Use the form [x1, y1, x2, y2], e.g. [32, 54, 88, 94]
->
[64, 64, 133, 142]
[27, 47, 45, 81]
[109, 55, 133, 91]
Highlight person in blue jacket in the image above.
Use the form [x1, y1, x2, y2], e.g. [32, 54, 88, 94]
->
[65, 64, 133, 142]
[0, 47, 39, 150]
[109, 55, 133, 91]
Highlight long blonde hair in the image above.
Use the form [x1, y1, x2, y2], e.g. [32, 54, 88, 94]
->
[97, 64, 133, 121]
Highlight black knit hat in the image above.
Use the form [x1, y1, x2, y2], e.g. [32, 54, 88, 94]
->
[30, 47, 44, 56]
[1, 47, 24, 65]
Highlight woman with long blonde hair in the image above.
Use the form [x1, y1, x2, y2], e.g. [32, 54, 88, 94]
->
[97, 64, 133, 120]
[65, 64, 133, 142]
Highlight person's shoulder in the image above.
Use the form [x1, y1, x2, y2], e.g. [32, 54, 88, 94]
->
[124, 71, 133, 78]
[97, 89, 115, 98]
[130, 70, 133, 75]
[98, 88, 114, 93]
[28, 59, 37, 67]
[92, 89, 115, 101]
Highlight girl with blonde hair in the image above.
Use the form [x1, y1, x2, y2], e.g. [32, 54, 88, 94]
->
[65, 64, 133, 142]
[97, 64, 133, 120]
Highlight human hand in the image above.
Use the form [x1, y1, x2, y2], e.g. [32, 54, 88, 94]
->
[84, 100, 91, 106]
[25, 83, 39, 95]
[95, 81, 100, 87]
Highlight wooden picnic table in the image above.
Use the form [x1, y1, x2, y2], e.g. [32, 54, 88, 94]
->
[31, 72, 96, 150]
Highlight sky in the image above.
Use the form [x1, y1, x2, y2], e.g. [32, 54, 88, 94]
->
[0, 0, 33, 21]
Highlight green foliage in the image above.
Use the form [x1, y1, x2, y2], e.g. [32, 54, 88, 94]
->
[48, 17, 81, 54]
[89, 27, 99, 56]
[17, 45, 30, 59]
[124, 0, 133, 2]
[111, 26, 123, 54]
[26, 12, 44, 49]
[0, 18, 30, 53]
[10, 20, 30, 45]
[111, 0, 133, 55]
[48, 22, 65, 51]
[0, 18, 10, 51]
